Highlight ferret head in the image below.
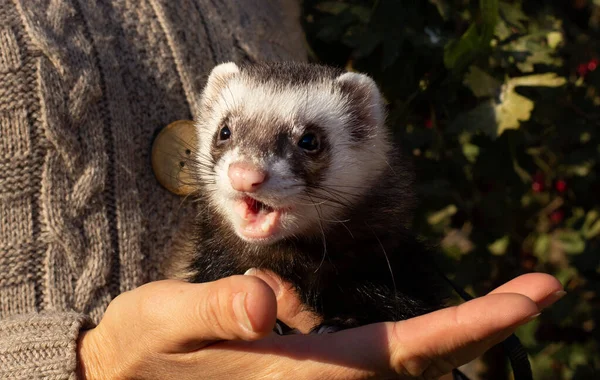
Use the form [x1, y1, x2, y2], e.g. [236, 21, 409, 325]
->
[194, 62, 392, 244]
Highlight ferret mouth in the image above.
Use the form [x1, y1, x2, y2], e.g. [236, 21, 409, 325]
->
[233, 196, 283, 241]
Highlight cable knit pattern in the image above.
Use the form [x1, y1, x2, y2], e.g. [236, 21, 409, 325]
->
[0, 0, 307, 377]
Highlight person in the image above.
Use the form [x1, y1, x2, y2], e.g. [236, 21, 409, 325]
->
[0, 1, 565, 378]
[77, 270, 564, 379]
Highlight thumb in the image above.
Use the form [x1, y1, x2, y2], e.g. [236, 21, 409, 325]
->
[244, 268, 322, 333]
[139, 277, 278, 350]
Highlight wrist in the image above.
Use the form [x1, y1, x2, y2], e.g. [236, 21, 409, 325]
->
[77, 328, 109, 380]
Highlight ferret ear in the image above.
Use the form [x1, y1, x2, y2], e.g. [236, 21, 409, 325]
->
[202, 62, 240, 101]
[208, 62, 240, 83]
[335, 72, 386, 140]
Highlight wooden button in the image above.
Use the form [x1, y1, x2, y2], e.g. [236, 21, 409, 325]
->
[151, 120, 198, 196]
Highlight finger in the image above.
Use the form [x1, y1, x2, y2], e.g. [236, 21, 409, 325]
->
[206, 293, 539, 380]
[244, 268, 321, 333]
[141, 277, 278, 349]
[388, 293, 539, 378]
[488, 272, 565, 309]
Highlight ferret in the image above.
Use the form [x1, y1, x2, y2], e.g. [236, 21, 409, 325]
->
[172, 61, 449, 333]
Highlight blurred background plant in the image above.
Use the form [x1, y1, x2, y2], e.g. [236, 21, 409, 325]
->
[301, 0, 600, 378]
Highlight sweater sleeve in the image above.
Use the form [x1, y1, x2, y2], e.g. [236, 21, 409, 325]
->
[0, 312, 93, 380]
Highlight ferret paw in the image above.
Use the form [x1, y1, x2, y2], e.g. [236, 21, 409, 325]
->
[274, 320, 301, 335]
[309, 318, 360, 334]
[311, 324, 342, 334]
[276, 318, 361, 335]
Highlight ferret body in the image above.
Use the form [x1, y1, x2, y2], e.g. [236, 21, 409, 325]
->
[177, 61, 448, 332]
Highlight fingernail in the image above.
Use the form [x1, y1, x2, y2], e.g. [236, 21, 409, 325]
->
[244, 268, 281, 298]
[539, 290, 567, 309]
[521, 312, 541, 325]
[233, 292, 254, 332]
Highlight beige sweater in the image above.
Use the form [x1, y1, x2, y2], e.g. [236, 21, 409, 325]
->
[0, 1, 306, 378]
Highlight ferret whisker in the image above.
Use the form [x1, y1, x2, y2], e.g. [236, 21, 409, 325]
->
[365, 221, 397, 298]
[299, 194, 348, 209]
[226, 84, 240, 111]
[310, 186, 353, 207]
[302, 195, 348, 208]
[219, 85, 233, 111]
[308, 194, 328, 275]
[165, 132, 199, 153]
[291, 199, 329, 207]
[321, 215, 354, 238]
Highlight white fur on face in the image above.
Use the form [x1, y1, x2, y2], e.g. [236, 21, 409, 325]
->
[195, 63, 392, 241]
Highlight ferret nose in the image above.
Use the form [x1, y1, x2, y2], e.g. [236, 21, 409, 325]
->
[228, 162, 267, 192]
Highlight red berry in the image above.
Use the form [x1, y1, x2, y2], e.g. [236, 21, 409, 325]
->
[532, 172, 545, 192]
[424, 118, 433, 129]
[577, 63, 589, 76]
[550, 210, 564, 224]
[555, 179, 567, 193]
[588, 58, 599, 71]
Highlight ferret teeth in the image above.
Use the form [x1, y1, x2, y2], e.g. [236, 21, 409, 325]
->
[261, 219, 271, 232]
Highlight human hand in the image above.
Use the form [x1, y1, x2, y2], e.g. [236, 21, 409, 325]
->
[77, 272, 564, 379]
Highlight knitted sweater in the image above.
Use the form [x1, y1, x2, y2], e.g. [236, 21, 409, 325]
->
[0, 1, 307, 378]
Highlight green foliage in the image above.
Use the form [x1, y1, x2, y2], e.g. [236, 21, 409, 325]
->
[302, 0, 600, 378]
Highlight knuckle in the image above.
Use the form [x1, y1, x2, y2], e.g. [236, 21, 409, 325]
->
[388, 323, 429, 378]
[196, 284, 231, 336]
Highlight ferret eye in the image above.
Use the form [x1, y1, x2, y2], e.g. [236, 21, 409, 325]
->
[219, 126, 231, 141]
[298, 133, 319, 152]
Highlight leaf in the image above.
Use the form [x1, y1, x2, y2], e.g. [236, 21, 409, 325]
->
[554, 267, 578, 287]
[515, 317, 540, 347]
[557, 230, 586, 255]
[516, 49, 563, 73]
[547, 31, 563, 49]
[447, 99, 497, 138]
[508, 73, 567, 87]
[463, 66, 502, 98]
[462, 143, 480, 163]
[495, 85, 534, 134]
[582, 210, 600, 239]
[444, 0, 499, 72]
[494, 19, 512, 41]
[534, 233, 551, 260]
[501, 29, 564, 72]
[488, 235, 510, 255]
[495, 73, 567, 135]
[444, 23, 480, 70]
[430, 0, 450, 20]
[315, 2, 350, 15]
[427, 205, 458, 226]
[498, 0, 527, 29]
[450, 73, 567, 138]
[441, 228, 475, 257]
[564, 163, 592, 177]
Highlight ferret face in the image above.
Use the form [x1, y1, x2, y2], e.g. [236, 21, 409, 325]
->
[194, 62, 391, 244]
